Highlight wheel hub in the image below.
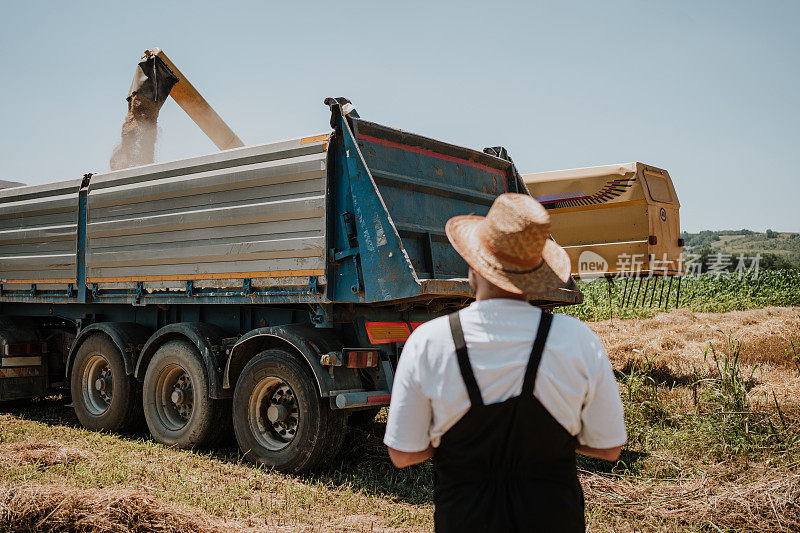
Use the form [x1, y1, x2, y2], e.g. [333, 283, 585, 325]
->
[153, 364, 195, 431]
[266, 404, 288, 423]
[171, 374, 193, 420]
[94, 373, 112, 393]
[268, 385, 298, 439]
[83, 355, 113, 415]
[249, 377, 300, 451]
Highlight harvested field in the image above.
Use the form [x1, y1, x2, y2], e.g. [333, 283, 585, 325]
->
[589, 306, 800, 407]
[0, 308, 798, 532]
[0, 484, 237, 533]
[582, 466, 800, 532]
[0, 441, 93, 468]
[591, 306, 800, 367]
[0, 410, 428, 532]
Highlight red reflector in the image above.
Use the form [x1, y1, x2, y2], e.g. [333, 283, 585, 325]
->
[410, 322, 425, 331]
[648, 235, 658, 245]
[4, 342, 47, 356]
[365, 322, 410, 344]
[346, 350, 380, 368]
[366, 394, 391, 404]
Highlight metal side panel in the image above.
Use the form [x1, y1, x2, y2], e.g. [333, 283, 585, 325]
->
[351, 119, 516, 280]
[417, 278, 582, 306]
[0, 179, 81, 289]
[86, 136, 329, 290]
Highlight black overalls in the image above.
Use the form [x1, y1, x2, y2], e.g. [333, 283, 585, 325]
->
[433, 311, 585, 533]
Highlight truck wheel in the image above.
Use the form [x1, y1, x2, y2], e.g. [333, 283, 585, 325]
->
[233, 349, 347, 473]
[142, 340, 229, 448]
[71, 334, 143, 432]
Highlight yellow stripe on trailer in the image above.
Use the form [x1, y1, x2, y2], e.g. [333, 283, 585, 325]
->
[300, 133, 330, 145]
[300, 133, 330, 150]
[0, 278, 74, 285]
[85, 270, 326, 284]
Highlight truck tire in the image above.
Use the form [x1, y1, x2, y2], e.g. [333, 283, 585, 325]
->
[142, 340, 229, 448]
[232, 349, 347, 473]
[71, 333, 143, 432]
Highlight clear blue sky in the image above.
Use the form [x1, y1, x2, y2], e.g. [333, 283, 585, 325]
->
[1, 1, 797, 232]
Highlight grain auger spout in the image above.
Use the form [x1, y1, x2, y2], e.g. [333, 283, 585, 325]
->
[110, 48, 244, 170]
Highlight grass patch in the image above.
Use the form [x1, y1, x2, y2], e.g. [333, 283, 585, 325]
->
[0, 441, 93, 469]
[0, 484, 230, 533]
[0, 402, 432, 532]
[598, 330, 800, 531]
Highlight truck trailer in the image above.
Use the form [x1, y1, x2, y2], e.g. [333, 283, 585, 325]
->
[0, 98, 580, 472]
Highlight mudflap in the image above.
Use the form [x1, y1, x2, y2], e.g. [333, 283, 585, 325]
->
[0, 368, 47, 401]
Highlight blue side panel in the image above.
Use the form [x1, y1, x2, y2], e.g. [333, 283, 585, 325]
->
[351, 119, 516, 279]
[325, 130, 364, 303]
[76, 176, 89, 303]
[338, 117, 420, 303]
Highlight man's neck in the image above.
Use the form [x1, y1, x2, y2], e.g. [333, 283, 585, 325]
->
[474, 288, 528, 302]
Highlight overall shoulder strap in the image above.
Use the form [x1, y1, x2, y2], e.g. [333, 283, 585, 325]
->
[448, 311, 484, 407]
[521, 311, 554, 397]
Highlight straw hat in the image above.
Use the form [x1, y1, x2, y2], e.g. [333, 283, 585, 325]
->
[445, 193, 571, 296]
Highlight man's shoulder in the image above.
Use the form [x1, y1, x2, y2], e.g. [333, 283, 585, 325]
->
[407, 314, 451, 345]
[401, 315, 453, 364]
[552, 312, 595, 338]
[549, 313, 606, 365]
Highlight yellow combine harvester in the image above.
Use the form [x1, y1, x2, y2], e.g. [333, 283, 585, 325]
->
[523, 162, 683, 279]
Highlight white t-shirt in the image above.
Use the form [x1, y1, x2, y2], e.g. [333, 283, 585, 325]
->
[383, 299, 627, 452]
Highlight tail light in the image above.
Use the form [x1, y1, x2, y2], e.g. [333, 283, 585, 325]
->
[344, 349, 380, 368]
[4, 342, 47, 356]
[648, 235, 658, 245]
[364, 322, 410, 344]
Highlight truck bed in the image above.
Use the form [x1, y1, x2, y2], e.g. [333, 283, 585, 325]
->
[1, 106, 581, 308]
[86, 136, 329, 292]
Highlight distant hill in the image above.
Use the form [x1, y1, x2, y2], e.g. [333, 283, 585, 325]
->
[681, 230, 800, 270]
